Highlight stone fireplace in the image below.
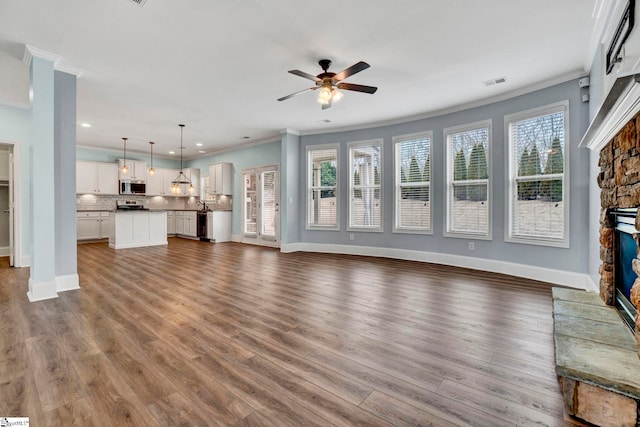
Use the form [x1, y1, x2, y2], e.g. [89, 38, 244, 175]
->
[597, 114, 640, 354]
[551, 90, 640, 426]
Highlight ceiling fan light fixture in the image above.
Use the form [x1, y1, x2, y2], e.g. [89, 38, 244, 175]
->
[332, 89, 343, 102]
[318, 85, 332, 102]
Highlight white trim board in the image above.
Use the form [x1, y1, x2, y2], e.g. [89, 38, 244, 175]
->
[56, 274, 80, 293]
[280, 242, 594, 291]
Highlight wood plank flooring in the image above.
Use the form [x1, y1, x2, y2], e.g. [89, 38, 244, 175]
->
[0, 239, 590, 426]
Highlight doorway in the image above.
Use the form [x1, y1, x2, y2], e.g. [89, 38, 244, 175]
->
[0, 147, 14, 266]
[241, 165, 280, 247]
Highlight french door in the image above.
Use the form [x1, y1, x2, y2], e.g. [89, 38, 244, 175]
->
[242, 165, 280, 247]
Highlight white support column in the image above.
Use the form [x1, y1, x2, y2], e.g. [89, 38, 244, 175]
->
[26, 48, 58, 301]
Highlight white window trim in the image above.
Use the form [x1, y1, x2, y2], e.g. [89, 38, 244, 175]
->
[504, 100, 570, 248]
[392, 131, 433, 235]
[347, 138, 384, 233]
[306, 143, 340, 231]
[443, 119, 493, 240]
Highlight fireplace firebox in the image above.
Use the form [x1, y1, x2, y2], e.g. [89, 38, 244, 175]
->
[611, 208, 639, 332]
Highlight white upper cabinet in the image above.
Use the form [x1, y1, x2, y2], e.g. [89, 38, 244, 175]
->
[76, 161, 118, 195]
[208, 163, 232, 195]
[118, 159, 147, 181]
[146, 168, 176, 196]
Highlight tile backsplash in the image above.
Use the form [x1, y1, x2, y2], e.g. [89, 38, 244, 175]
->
[77, 194, 232, 211]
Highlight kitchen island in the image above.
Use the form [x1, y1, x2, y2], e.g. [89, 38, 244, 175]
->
[108, 210, 167, 249]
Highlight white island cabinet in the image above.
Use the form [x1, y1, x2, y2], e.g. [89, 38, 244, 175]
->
[108, 210, 167, 249]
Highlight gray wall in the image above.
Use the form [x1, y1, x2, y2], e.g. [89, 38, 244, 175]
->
[281, 132, 300, 244]
[54, 70, 77, 277]
[298, 78, 590, 274]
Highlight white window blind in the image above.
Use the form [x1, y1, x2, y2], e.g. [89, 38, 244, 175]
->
[506, 102, 568, 246]
[307, 146, 338, 229]
[349, 140, 382, 231]
[393, 133, 431, 232]
[445, 121, 491, 238]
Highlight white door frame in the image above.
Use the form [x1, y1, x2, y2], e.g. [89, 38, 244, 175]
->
[0, 141, 21, 267]
[241, 164, 280, 248]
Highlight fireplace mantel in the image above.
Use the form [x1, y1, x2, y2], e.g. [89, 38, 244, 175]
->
[580, 73, 640, 152]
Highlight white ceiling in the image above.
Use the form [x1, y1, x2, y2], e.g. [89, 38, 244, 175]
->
[0, 0, 600, 159]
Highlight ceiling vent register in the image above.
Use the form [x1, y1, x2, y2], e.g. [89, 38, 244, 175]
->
[127, 0, 148, 7]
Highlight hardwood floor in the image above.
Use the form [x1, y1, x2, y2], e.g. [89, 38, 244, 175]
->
[0, 239, 589, 426]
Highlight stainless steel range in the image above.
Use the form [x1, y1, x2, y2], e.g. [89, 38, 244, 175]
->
[116, 200, 148, 211]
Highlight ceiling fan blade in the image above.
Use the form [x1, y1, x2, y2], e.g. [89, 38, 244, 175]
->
[277, 87, 317, 102]
[288, 69, 321, 82]
[333, 61, 370, 82]
[336, 82, 378, 94]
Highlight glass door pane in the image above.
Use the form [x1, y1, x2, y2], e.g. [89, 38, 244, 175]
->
[243, 172, 257, 236]
[261, 170, 277, 240]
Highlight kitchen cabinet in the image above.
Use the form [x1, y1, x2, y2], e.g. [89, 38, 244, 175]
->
[174, 211, 185, 235]
[208, 163, 232, 195]
[184, 211, 197, 237]
[209, 211, 232, 242]
[77, 161, 119, 195]
[118, 159, 147, 181]
[173, 211, 196, 237]
[166, 211, 175, 234]
[77, 211, 111, 240]
[149, 168, 199, 197]
[147, 168, 178, 196]
[109, 210, 167, 249]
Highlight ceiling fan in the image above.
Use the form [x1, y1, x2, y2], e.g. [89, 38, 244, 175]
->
[277, 59, 378, 109]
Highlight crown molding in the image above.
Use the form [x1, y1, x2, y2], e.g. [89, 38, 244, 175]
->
[280, 128, 300, 136]
[55, 63, 83, 77]
[22, 44, 83, 77]
[298, 70, 587, 137]
[23, 44, 61, 67]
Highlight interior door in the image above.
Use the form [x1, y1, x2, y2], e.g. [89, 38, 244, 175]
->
[242, 165, 279, 247]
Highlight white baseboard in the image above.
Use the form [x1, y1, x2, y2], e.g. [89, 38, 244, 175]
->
[17, 255, 30, 268]
[108, 240, 168, 250]
[0, 247, 9, 256]
[27, 277, 58, 301]
[56, 274, 80, 293]
[280, 242, 591, 290]
[231, 234, 242, 242]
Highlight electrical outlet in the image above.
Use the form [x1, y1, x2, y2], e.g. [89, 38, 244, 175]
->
[468, 241, 475, 251]
[349, 233, 355, 241]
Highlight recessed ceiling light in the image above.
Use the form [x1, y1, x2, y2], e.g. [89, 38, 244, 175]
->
[242, 136, 250, 139]
[198, 150, 205, 154]
[196, 143, 203, 147]
[317, 119, 332, 123]
[169, 151, 175, 155]
[80, 122, 92, 128]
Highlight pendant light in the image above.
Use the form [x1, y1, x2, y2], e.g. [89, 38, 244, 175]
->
[148, 141, 155, 176]
[171, 124, 194, 195]
[121, 137, 128, 174]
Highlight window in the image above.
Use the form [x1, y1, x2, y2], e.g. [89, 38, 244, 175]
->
[348, 139, 383, 232]
[444, 120, 492, 239]
[505, 101, 569, 247]
[306, 145, 339, 230]
[393, 132, 432, 233]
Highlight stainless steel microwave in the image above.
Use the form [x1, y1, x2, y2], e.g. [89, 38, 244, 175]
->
[120, 180, 146, 195]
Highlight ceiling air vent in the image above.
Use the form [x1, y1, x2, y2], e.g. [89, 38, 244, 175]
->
[483, 77, 507, 87]
[127, 0, 148, 7]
